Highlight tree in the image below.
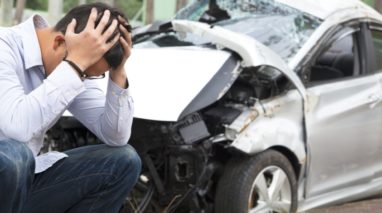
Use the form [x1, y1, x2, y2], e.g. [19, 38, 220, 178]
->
[176, 0, 188, 11]
[0, 0, 13, 26]
[146, 0, 154, 24]
[26, 0, 48, 11]
[48, 0, 63, 24]
[14, 0, 25, 24]
[375, 0, 382, 13]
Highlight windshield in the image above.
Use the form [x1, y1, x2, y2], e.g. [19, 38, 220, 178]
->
[175, 0, 322, 62]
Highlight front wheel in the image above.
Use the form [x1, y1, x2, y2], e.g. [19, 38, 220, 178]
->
[215, 150, 298, 213]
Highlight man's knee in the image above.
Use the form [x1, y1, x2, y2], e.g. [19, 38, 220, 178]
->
[113, 144, 142, 181]
[0, 139, 35, 177]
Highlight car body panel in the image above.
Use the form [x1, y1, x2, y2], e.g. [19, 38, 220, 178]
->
[305, 76, 382, 197]
[298, 12, 382, 211]
[298, 176, 382, 211]
[226, 89, 306, 164]
[179, 55, 241, 119]
[125, 46, 232, 121]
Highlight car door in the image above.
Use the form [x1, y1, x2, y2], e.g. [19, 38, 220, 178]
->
[366, 24, 382, 180]
[304, 24, 382, 197]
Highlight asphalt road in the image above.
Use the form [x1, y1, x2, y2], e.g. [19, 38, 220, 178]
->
[304, 198, 382, 213]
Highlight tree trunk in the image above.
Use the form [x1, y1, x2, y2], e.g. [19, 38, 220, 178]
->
[146, 0, 154, 24]
[48, 0, 63, 25]
[79, 0, 87, 5]
[375, 0, 382, 13]
[1, 0, 13, 26]
[14, 0, 25, 24]
[176, 0, 188, 12]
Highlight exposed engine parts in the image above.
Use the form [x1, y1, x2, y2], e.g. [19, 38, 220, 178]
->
[43, 65, 278, 213]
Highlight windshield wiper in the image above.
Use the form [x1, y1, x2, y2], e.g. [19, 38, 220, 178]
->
[132, 21, 173, 43]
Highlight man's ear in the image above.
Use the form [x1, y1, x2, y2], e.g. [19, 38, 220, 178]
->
[53, 34, 65, 50]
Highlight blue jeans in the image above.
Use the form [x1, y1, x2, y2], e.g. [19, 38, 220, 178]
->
[0, 139, 141, 213]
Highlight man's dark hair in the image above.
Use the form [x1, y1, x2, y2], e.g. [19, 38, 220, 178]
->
[54, 2, 129, 69]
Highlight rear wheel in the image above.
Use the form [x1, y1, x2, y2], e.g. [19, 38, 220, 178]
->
[215, 150, 298, 213]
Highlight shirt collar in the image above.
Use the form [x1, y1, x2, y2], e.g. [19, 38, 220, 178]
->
[18, 14, 48, 70]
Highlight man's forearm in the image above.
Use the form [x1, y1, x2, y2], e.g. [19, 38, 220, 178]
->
[69, 78, 133, 147]
[100, 78, 134, 146]
[0, 62, 84, 143]
[110, 68, 128, 89]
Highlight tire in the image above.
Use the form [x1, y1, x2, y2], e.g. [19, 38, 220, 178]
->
[215, 150, 298, 213]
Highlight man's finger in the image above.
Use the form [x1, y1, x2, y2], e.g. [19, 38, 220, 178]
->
[118, 15, 132, 32]
[106, 32, 121, 49]
[102, 19, 118, 41]
[66, 19, 77, 36]
[119, 24, 132, 47]
[95, 10, 111, 33]
[119, 36, 130, 57]
[127, 30, 132, 47]
[85, 8, 98, 30]
[117, 15, 128, 25]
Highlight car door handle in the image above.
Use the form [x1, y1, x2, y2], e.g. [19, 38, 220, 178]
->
[368, 94, 382, 108]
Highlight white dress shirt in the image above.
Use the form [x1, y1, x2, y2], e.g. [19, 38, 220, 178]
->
[0, 15, 134, 173]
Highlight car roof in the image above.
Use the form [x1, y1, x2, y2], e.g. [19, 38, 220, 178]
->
[277, 0, 379, 20]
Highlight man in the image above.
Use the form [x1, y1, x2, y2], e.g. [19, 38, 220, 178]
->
[0, 2, 141, 213]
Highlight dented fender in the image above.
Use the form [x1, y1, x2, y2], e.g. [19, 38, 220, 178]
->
[226, 90, 306, 164]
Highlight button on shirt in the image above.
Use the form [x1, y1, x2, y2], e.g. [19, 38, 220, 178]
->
[0, 15, 134, 173]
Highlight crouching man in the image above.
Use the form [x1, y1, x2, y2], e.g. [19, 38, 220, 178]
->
[0, 3, 141, 213]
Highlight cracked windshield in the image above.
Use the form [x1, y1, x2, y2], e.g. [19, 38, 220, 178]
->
[176, 0, 322, 62]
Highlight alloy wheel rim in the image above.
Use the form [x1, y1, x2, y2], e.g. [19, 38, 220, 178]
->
[248, 166, 292, 213]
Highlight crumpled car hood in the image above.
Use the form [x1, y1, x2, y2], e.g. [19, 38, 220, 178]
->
[64, 20, 307, 122]
[107, 20, 305, 122]
[126, 46, 232, 121]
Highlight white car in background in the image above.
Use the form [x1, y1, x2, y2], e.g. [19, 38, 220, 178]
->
[48, 0, 382, 212]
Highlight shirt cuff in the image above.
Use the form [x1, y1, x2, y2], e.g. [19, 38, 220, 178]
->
[107, 78, 132, 107]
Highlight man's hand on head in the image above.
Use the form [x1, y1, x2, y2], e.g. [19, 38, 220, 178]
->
[109, 15, 132, 89]
[64, 8, 120, 72]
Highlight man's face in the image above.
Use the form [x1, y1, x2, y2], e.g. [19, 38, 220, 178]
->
[84, 58, 110, 77]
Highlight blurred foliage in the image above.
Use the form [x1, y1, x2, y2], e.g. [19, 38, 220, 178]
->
[23, 0, 143, 19]
[115, 0, 143, 18]
[63, 0, 78, 13]
[26, 0, 48, 11]
[364, 0, 374, 6]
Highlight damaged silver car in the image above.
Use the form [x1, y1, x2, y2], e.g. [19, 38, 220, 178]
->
[45, 0, 382, 212]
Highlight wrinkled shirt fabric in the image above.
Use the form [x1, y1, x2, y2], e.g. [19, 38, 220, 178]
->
[0, 15, 134, 173]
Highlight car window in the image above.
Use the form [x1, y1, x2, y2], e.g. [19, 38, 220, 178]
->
[307, 32, 358, 83]
[370, 30, 382, 73]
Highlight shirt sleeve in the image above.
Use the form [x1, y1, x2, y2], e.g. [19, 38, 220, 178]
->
[0, 42, 85, 142]
[68, 77, 134, 146]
